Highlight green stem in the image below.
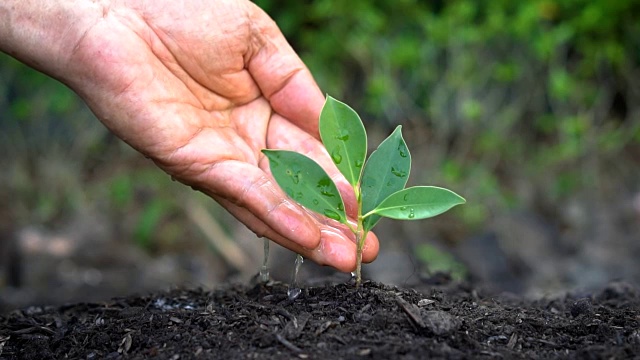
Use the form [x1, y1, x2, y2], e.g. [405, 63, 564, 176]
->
[353, 185, 368, 287]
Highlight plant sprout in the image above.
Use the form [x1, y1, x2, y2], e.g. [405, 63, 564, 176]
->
[262, 96, 465, 286]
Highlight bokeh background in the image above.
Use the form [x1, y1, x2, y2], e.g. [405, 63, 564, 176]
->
[1, 0, 639, 312]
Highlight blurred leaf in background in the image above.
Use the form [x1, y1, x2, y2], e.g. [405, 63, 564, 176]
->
[416, 243, 467, 282]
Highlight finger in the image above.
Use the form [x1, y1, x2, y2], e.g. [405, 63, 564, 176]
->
[307, 214, 381, 266]
[246, 3, 325, 139]
[215, 196, 379, 272]
[201, 160, 321, 249]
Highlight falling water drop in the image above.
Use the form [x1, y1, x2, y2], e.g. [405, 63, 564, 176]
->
[287, 287, 302, 300]
[287, 254, 304, 300]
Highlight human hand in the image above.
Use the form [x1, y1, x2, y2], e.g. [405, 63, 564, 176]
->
[0, 0, 378, 271]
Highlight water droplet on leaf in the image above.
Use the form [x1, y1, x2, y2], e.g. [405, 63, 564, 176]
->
[323, 209, 341, 221]
[312, 199, 319, 205]
[336, 130, 350, 141]
[391, 167, 407, 178]
[317, 178, 335, 197]
[331, 148, 343, 164]
[398, 144, 408, 158]
[355, 159, 363, 168]
[408, 208, 415, 219]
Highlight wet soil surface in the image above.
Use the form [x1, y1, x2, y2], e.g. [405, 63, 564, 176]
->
[1, 279, 639, 359]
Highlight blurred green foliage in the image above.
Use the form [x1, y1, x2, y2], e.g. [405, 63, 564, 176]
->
[255, 0, 640, 228]
[416, 243, 467, 281]
[0, 55, 189, 252]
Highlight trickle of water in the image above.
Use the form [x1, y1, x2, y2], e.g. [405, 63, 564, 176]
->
[288, 254, 304, 300]
[259, 237, 270, 283]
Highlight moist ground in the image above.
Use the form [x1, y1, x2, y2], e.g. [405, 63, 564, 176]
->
[1, 278, 639, 359]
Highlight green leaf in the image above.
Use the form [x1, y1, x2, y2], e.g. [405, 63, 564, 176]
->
[319, 96, 367, 187]
[262, 149, 347, 223]
[361, 125, 411, 231]
[369, 186, 465, 220]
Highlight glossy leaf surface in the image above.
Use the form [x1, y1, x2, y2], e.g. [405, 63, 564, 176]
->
[262, 149, 347, 223]
[370, 186, 465, 220]
[319, 96, 367, 187]
[360, 125, 411, 231]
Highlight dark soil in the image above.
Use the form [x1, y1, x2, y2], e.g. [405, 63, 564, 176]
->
[1, 278, 639, 359]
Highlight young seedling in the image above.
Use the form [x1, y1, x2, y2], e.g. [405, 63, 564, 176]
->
[262, 96, 465, 286]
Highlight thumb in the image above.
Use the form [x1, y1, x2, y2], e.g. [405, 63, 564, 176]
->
[245, 3, 325, 139]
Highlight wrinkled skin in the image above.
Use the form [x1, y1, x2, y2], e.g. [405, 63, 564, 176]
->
[0, 0, 378, 271]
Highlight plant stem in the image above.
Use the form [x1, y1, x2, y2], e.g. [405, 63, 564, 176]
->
[353, 185, 367, 287]
[354, 225, 368, 287]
